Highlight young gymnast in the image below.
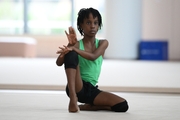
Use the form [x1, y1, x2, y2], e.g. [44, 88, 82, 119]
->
[56, 7, 129, 113]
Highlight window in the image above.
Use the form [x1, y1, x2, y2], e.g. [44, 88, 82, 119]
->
[28, 0, 71, 34]
[0, 0, 23, 34]
[0, 0, 105, 35]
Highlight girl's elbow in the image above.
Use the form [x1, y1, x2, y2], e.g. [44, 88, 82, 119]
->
[89, 55, 97, 61]
[56, 60, 63, 66]
[56, 62, 60, 66]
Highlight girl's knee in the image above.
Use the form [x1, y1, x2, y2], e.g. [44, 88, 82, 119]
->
[64, 51, 79, 69]
[111, 100, 129, 112]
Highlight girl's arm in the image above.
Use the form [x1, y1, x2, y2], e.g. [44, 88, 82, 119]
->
[56, 27, 78, 66]
[72, 40, 108, 61]
[56, 53, 65, 66]
[56, 43, 78, 66]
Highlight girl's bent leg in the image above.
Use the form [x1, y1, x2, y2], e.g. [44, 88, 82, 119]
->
[64, 51, 83, 112]
[65, 68, 79, 112]
[93, 91, 129, 112]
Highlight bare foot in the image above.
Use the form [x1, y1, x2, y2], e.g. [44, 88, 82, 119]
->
[68, 98, 79, 113]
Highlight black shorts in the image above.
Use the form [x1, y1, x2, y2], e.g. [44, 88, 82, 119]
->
[66, 80, 102, 105]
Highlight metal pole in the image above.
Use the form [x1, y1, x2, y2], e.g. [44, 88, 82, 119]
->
[71, 0, 74, 27]
[23, 0, 28, 34]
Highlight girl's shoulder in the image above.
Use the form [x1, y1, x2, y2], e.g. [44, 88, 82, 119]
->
[97, 38, 108, 41]
[98, 39, 108, 45]
[74, 40, 81, 48]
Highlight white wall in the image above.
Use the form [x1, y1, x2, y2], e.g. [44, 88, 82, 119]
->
[104, 0, 142, 59]
[142, 0, 180, 60]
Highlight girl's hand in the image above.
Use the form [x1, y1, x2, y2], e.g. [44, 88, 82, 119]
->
[65, 27, 77, 46]
[56, 45, 73, 57]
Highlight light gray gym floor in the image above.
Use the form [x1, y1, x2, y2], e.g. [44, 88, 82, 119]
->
[0, 90, 180, 120]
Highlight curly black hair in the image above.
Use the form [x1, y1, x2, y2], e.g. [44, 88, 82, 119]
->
[77, 7, 102, 36]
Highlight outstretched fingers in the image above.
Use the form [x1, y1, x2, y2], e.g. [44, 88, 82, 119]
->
[65, 27, 77, 45]
[69, 27, 76, 36]
[56, 46, 72, 57]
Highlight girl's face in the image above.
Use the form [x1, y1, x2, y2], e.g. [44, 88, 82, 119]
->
[81, 13, 99, 37]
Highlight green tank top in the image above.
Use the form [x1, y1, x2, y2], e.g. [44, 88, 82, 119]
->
[78, 39, 103, 86]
